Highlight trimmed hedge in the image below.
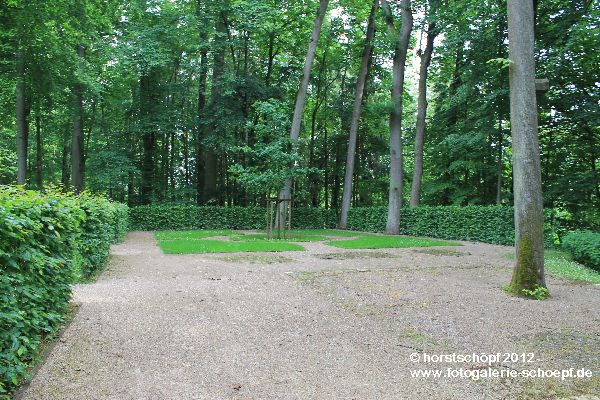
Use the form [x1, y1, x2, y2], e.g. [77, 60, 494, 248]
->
[77, 193, 129, 276]
[562, 231, 600, 272]
[130, 204, 563, 247]
[346, 206, 517, 245]
[129, 205, 336, 231]
[0, 187, 127, 395]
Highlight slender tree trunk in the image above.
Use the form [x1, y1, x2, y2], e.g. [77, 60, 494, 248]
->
[339, 0, 378, 228]
[140, 73, 156, 205]
[409, 21, 437, 208]
[72, 44, 85, 193]
[170, 131, 176, 194]
[382, 0, 413, 234]
[276, 0, 329, 229]
[203, 4, 228, 204]
[184, 131, 189, 185]
[34, 112, 42, 188]
[195, 0, 209, 204]
[61, 126, 69, 187]
[16, 48, 28, 186]
[309, 50, 328, 207]
[266, 32, 276, 85]
[332, 138, 342, 210]
[507, 0, 546, 294]
[324, 124, 330, 209]
[196, 55, 208, 203]
[496, 119, 504, 204]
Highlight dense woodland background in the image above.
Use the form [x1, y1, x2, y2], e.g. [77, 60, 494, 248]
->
[0, 0, 598, 228]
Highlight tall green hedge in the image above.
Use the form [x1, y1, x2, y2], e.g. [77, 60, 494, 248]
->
[346, 206, 517, 245]
[0, 187, 127, 396]
[562, 231, 600, 271]
[129, 205, 336, 231]
[130, 204, 563, 247]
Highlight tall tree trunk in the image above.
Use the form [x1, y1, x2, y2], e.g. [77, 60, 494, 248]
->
[309, 50, 328, 207]
[61, 126, 70, 187]
[409, 20, 437, 208]
[496, 119, 504, 204]
[339, 0, 378, 228]
[203, 4, 228, 204]
[34, 111, 42, 188]
[324, 124, 329, 209]
[140, 73, 155, 205]
[507, 0, 546, 294]
[382, 0, 413, 234]
[276, 0, 329, 229]
[71, 44, 85, 193]
[265, 32, 276, 85]
[195, 12, 209, 204]
[332, 138, 342, 210]
[16, 47, 28, 186]
[184, 131, 189, 186]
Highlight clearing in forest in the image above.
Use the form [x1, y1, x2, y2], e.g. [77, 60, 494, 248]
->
[19, 232, 600, 400]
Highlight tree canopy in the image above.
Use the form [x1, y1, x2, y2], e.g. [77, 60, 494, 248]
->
[0, 0, 598, 228]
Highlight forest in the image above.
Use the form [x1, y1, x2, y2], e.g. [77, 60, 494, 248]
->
[0, 0, 598, 228]
[2, 1, 600, 397]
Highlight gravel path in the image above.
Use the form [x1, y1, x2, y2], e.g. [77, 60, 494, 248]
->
[19, 232, 600, 400]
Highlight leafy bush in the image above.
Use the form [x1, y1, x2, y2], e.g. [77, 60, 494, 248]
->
[0, 187, 127, 395]
[77, 194, 129, 276]
[562, 231, 600, 272]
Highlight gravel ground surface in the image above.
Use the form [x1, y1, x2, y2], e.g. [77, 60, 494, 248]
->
[19, 232, 600, 400]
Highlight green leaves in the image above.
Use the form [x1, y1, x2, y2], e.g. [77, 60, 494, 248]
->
[562, 231, 600, 272]
[486, 57, 511, 69]
[0, 186, 128, 395]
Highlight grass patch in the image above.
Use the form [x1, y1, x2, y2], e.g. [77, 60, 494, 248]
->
[231, 233, 329, 242]
[545, 250, 600, 284]
[155, 230, 236, 240]
[504, 250, 600, 284]
[327, 235, 460, 249]
[231, 229, 370, 242]
[158, 239, 303, 254]
[295, 229, 370, 237]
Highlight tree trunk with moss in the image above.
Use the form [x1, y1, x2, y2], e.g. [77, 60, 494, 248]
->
[507, 0, 546, 294]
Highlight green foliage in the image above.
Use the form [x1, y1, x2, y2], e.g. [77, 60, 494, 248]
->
[129, 205, 336, 231]
[0, 186, 127, 395]
[327, 235, 459, 249]
[520, 285, 550, 301]
[76, 193, 129, 277]
[562, 231, 600, 272]
[230, 100, 320, 197]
